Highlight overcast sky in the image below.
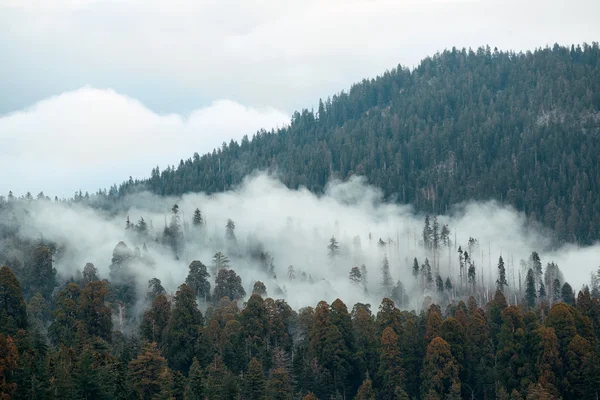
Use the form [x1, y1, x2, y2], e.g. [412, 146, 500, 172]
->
[1, 0, 599, 197]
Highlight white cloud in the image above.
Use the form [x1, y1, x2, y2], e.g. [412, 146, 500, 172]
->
[1, 0, 599, 113]
[0, 87, 289, 197]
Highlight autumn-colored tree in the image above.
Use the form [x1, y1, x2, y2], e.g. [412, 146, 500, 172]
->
[266, 367, 293, 400]
[0, 333, 18, 398]
[420, 337, 461, 400]
[378, 327, 409, 399]
[0, 266, 27, 335]
[355, 378, 375, 400]
[534, 326, 561, 396]
[375, 298, 403, 336]
[129, 342, 170, 400]
[545, 303, 577, 356]
[302, 392, 319, 400]
[424, 304, 443, 343]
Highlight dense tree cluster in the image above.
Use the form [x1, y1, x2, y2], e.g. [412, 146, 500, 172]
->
[89, 43, 600, 244]
[2, 257, 600, 399]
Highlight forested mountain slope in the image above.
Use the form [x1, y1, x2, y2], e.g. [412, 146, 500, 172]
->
[116, 43, 600, 243]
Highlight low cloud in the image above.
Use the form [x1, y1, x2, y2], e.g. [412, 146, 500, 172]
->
[5, 173, 599, 311]
[0, 87, 289, 196]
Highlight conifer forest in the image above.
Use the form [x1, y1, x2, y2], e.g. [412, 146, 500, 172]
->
[2, 43, 600, 399]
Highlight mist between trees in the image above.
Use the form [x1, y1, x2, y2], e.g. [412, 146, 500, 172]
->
[2, 172, 598, 317]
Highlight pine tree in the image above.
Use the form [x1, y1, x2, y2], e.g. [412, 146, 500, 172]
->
[445, 277, 453, 292]
[349, 266, 362, 285]
[0, 266, 27, 335]
[361, 264, 368, 292]
[436, 275, 444, 293]
[225, 219, 236, 242]
[244, 358, 266, 400]
[423, 215, 432, 250]
[185, 357, 204, 400]
[137, 217, 148, 236]
[327, 236, 340, 258]
[412, 257, 420, 279]
[212, 251, 230, 274]
[192, 208, 203, 227]
[497, 255, 508, 292]
[525, 269, 537, 308]
[288, 266, 295, 281]
[552, 278, 561, 303]
[538, 281, 547, 300]
[380, 255, 393, 298]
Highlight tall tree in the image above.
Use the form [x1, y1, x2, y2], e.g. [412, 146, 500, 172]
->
[165, 284, 203, 373]
[380, 255, 393, 298]
[213, 269, 246, 302]
[0, 266, 27, 335]
[185, 260, 211, 302]
[327, 236, 340, 259]
[525, 269, 537, 308]
[497, 255, 508, 292]
[420, 337, 461, 400]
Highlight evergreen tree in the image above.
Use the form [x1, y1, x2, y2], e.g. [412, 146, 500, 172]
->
[561, 282, 575, 305]
[185, 357, 204, 400]
[165, 284, 203, 373]
[244, 358, 266, 400]
[225, 219, 236, 242]
[412, 257, 420, 279]
[192, 208, 203, 227]
[129, 342, 170, 400]
[212, 251, 230, 274]
[380, 255, 393, 298]
[497, 255, 508, 292]
[185, 260, 211, 302]
[213, 269, 246, 301]
[327, 236, 340, 259]
[420, 337, 461, 400]
[525, 268, 537, 308]
[147, 277, 166, 302]
[349, 266, 362, 285]
[0, 266, 27, 335]
[436, 275, 444, 293]
[82, 262, 99, 285]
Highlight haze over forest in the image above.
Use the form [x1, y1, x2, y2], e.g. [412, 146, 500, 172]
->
[2, 3, 600, 397]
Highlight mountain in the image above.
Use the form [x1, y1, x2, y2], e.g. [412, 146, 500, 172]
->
[115, 43, 600, 243]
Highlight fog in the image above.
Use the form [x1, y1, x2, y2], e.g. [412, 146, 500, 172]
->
[5, 173, 600, 311]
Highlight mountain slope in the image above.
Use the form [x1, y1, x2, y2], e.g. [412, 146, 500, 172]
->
[118, 43, 600, 243]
